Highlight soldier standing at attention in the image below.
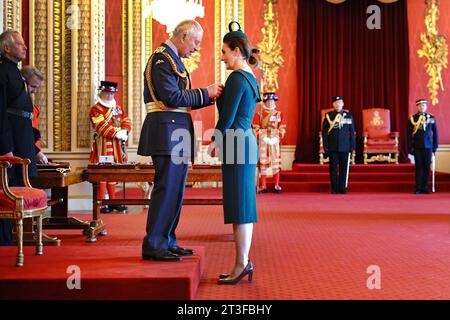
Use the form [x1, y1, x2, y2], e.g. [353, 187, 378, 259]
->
[322, 96, 355, 194]
[407, 98, 438, 194]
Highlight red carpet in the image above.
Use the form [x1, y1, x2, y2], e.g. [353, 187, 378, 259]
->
[2, 189, 450, 299]
[265, 164, 450, 192]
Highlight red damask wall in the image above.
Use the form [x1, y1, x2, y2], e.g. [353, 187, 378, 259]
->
[105, 1, 123, 108]
[245, 0, 299, 145]
[408, 0, 450, 144]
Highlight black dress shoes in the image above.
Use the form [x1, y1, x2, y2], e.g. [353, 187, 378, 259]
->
[169, 246, 194, 256]
[100, 206, 111, 213]
[421, 189, 431, 194]
[110, 205, 128, 213]
[142, 250, 182, 262]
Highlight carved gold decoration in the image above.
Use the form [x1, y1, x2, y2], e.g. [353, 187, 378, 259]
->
[76, 0, 91, 148]
[32, 0, 48, 148]
[122, 0, 128, 113]
[53, 0, 63, 151]
[132, 0, 143, 145]
[370, 111, 384, 127]
[364, 153, 399, 164]
[417, 0, 448, 106]
[257, 0, 284, 92]
[182, 51, 200, 74]
[4, 0, 21, 31]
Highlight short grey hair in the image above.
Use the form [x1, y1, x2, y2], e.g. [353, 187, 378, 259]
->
[0, 30, 20, 55]
[172, 20, 203, 39]
[21, 65, 44, 82]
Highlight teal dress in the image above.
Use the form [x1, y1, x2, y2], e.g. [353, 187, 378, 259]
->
[215, 70, 261, 224]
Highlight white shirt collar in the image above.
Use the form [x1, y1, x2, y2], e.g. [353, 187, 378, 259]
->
[165, 39, 179, 57]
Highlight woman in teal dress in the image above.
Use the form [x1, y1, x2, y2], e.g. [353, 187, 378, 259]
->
[214, 22, 261, 285]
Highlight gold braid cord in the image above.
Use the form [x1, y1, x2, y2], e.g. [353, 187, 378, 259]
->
[257, 0, 284, 92]
[145, 46, 189, 109]
[417, 0, 448, 106]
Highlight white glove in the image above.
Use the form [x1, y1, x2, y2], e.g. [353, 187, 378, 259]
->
[115, 129, 128, 142]
[269, 137, 279, 145]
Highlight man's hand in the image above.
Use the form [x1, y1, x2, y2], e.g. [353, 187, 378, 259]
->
[36, 151, 49, 164]
[207, 83, 224, 99]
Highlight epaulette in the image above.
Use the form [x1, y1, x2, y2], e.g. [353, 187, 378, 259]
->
[154, 46, 166, 54]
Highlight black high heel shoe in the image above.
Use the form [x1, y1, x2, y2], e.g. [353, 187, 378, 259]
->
[217, 261, 253, 285]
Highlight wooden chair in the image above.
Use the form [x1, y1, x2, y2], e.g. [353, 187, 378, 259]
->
[362, 108, 399, 164]
[0, 156, 48, 266]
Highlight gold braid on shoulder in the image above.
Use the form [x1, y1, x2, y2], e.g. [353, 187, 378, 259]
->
[145, 46, 190, 110]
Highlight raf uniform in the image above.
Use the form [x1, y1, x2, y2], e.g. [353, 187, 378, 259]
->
[322, 96, 355, 194]
[407, 99, 438, 194]
[138, 42, 213, 261]
[0, 55, 36, 245]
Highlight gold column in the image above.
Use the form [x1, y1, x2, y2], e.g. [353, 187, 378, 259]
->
[417, 0, 448, 106]
[3, 0, 21, 32]
[76, 0, 91, 149]
[32, 0, 49, 148]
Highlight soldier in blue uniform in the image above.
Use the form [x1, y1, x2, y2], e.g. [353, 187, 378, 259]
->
[322, 96, 355, 194]
[138, 20, 223, 261]
[407, 99, 438, 194]
[0, 30, 36, 245]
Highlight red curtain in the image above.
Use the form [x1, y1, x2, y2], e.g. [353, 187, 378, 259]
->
[294, 0, 409, 163]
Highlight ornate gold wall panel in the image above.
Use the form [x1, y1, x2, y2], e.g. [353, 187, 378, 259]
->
[122, 0, 128, 116]
[2, 0, 21, 32]
[76, 0, 91, 148]
[33, 0, 49, 148]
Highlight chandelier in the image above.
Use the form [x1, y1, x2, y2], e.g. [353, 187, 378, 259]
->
[143, 0, 205, 34]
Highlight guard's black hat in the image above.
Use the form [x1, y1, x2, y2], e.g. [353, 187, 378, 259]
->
[263, 92, 278, 101]
[415, 98, 427, 106]
[98, 81, 118, 93]
[332, 96, 343, 103]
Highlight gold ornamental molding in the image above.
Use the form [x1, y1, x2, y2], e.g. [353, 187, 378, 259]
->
[1, 0, 21, 32]
[417, 0, 448, 106]
[257, 0, 284, 93]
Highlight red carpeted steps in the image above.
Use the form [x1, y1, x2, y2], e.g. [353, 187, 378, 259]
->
[266, 164, 450, 193]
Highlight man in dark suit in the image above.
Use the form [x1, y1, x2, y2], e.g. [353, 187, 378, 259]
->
[0, 30, 36, 245]
[322, 96, 355, 194]
[138, 20, 223, 261]
[407, 99, 438, 194]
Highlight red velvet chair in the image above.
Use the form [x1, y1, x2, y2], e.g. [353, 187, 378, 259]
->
[362, 108, 399, 164]
[0, 156, 48, 266]
[319, 108, 355, 164]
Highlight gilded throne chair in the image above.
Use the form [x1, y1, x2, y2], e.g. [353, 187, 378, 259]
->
[362, 108, 399, 164]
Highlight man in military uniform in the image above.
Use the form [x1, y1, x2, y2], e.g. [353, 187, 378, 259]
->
[407, 99, 438, 194]
[253, 92, 286, 193]
[89, 81, 132, 213]
[322, 96, 355, 194]
[138, 20, 223, 262]
[0, 30, 35, 245]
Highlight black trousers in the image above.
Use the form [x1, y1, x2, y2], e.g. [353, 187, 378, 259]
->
[329, 151, 351, 193]
[142, 155, 188, 254]
[414, 148, 432, 192]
